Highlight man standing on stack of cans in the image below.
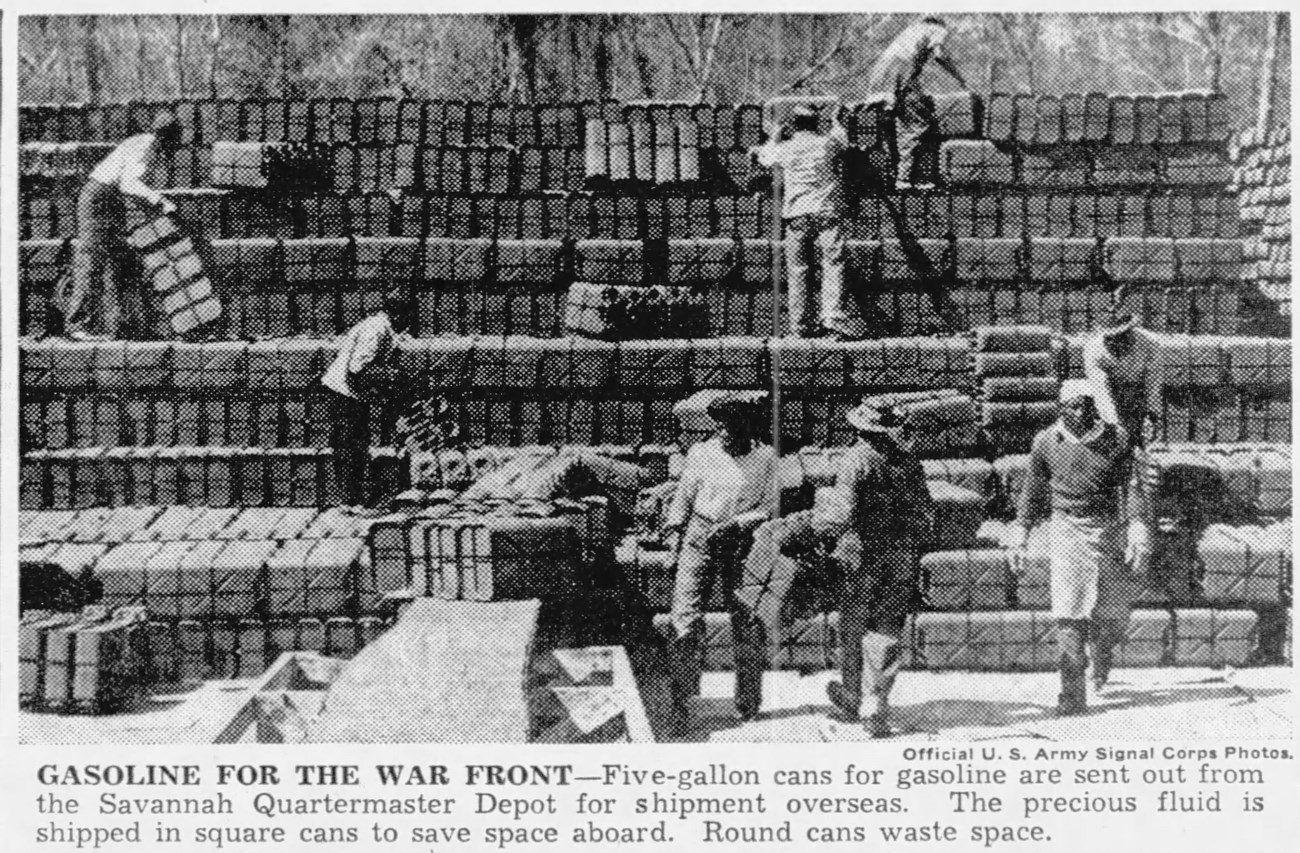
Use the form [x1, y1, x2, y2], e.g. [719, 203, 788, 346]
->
[755, 105, 860, 340]
[320, 287, 416, 514]
[1012, 379, 1150, 716]
[868, 16, 967, 191]
[62, 111, 182, 341]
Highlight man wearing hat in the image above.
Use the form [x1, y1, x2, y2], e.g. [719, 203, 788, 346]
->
[813, 399, 935, 737]
[1083, 312, 1161, 447]
[663, 393, 778, 722]
[321, 287, 416, 512]
[62, 111, 182, 341]
[1013, 379, 1148, 715]
[754, 105, 858, 340]
[868, 16, 966, 191]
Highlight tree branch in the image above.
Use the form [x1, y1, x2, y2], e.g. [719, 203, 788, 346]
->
[697, 15, 726, 98]
[661, 15, 703, 84]
[778, 19, 851, 94]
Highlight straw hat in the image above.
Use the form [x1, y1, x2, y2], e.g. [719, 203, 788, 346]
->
[845, 399, 907, 433]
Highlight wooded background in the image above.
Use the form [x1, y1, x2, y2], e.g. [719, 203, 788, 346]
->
[19, 14, 1290, 126]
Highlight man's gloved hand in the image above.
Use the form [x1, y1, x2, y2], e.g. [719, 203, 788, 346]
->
[159, 197, 177, 216]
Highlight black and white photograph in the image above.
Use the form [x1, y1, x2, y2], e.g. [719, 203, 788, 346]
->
[14, 12, 1293, 747]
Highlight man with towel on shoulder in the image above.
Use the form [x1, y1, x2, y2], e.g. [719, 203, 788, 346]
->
[1012, 379, 1150, 716]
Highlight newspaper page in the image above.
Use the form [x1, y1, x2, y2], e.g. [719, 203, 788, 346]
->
[3, 5, 1296, 852]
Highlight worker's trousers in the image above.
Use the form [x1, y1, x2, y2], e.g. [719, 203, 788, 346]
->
[895, 88, 935, 185]
[66, 180, 126, 338]
[838, 546, 918, 705]
[327, 389, 372, 506]
[784, 214, 849, 336]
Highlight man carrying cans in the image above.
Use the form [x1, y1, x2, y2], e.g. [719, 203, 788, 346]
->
[1083, 311, 1163, 448]
[62, 111, 182, 341]
[868, 16, 966, 191]
[814, 399, 935, 737]
[321, 287, 415, 513]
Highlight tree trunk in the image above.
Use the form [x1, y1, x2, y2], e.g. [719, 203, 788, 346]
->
[207, 16, 222, 100]
[84, 17, 101, 103]
[173, 16, 187, 97]
[134, 19, 149, 98]
[594, 16, 613, 100]
[1205, 12, 1222, 93]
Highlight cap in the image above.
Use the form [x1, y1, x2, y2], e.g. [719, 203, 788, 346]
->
[1099, 311, 1138, 337]
[706, 391, 768, 424]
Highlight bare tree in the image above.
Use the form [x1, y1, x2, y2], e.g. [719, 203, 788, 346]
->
[172, 16, 188, 97]
[206, 16, 223, 100]
[661, 14, 727, 101]
[992, 14, 1041, 92]
[498, 15, 541, 102]
[83, 17, 102, 103]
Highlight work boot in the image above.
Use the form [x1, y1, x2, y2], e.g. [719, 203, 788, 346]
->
[732, 616, 766, 721]
[826, 681, 861, 720]
[667, 633, 703, 717]
[1090, 618, 1122, 692]
[1056, 620, 1089, 717]
[863, 635, 906, 737]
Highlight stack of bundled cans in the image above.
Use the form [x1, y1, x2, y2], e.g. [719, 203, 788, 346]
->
[126, 215, 222, 335]
[19, 604, 148, 714]
[972, 325, 1060, 453]
[564, 282, 709, 340]
[1235, 124, 1291, 318]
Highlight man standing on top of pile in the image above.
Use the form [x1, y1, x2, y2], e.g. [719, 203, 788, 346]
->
[663, 394, 778, 725]
[1012, 379, 1150, 716]
[868, 16, 967, 191]
[321, 287, 414, 515]
[754, 105, 861, 340]
[1083, 311, 1163, 447]
[62, 111, 182, 341]
[813, 399, 935, 738]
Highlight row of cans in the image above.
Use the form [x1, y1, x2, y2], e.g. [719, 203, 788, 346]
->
[940, 139, 1233, 189]
[19, 91, 1233, 148]
[648, 606, 1275, 673]
[21, 187, 1245, 243]
[20, 607, 392, 711]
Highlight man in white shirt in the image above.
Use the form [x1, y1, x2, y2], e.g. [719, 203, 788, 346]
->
[868, 16, 966, 190]
[663, 395, 777, 721]
[755, 106, 857, 339]
[63, 112, 181, 341]
[321, 288, 413, 511]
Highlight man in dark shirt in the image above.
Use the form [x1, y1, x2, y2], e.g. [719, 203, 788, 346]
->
[813, 400, 935, 737]
[1014, 379, 1148, 716]
[868, 16, 966, 191]
[1083, 312, 1162, 447]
